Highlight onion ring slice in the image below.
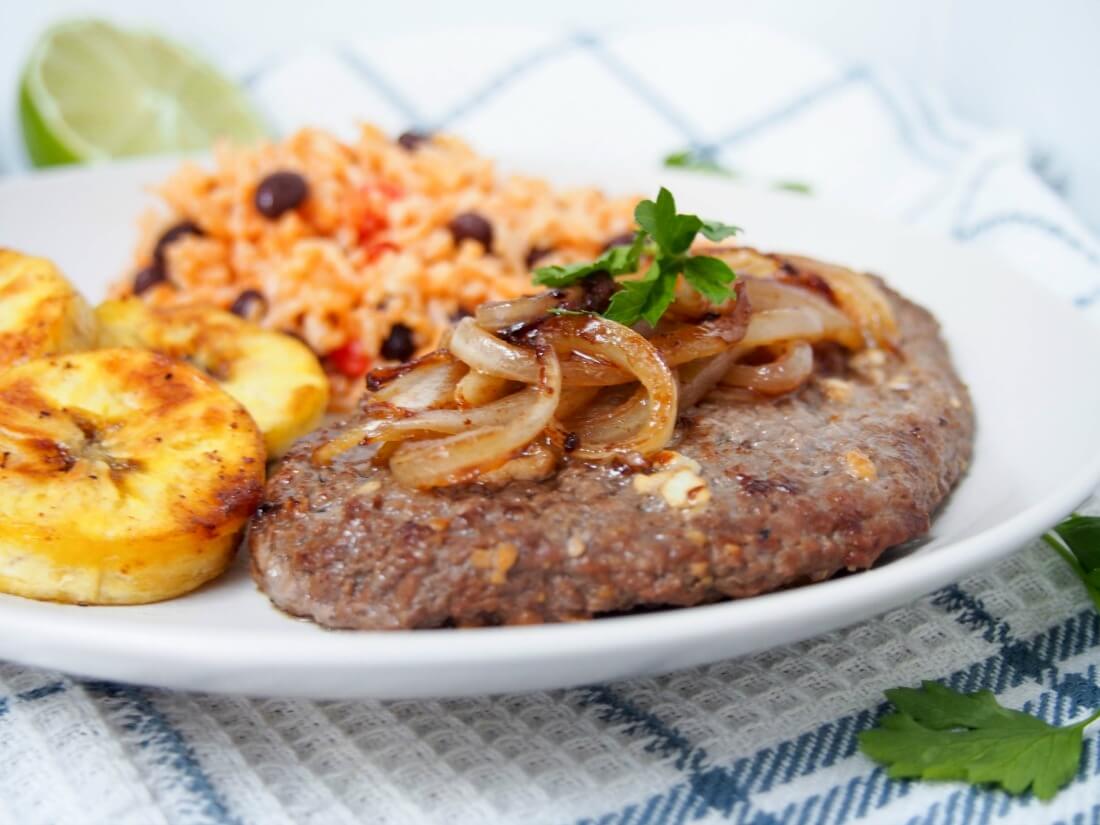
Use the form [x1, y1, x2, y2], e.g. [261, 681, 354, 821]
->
[545, 315, 677, 459]
[722, 340, 814, 395]
[388, 342, 562, 488]
[475, 289, 582, 330]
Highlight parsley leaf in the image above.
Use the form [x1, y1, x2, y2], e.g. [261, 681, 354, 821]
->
[682, 256, 737, 305]
[532, 233, 644, 287]
[1044, 514, 1100, 613]
[663, 150, 735, 177]
[635, 188, 706, 256]
[604, 260, 678, 327]
[699, 219, 742, 243]
[532, 187, 742, 327]
[774, 180, 813, 195]
[663, 150, 814, 194]
[862, 514, 1100, 802]
[859, 681, 1100, 800]
[633, 188, 670, 253]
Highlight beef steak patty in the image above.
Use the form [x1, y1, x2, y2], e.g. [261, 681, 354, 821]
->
[249, 287, 973, 629]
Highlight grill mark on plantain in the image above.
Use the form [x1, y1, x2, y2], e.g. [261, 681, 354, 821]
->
[63, 411, 144, 484]
[0, 377, 49, 411]
[28, 438, 76, 472]
[183, 469, 265, 537]
[137, 304, 241, 383]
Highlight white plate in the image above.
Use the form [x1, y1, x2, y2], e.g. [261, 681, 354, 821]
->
[2, 156, 1100, 699]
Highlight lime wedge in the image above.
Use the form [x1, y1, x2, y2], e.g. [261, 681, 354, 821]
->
[20, 19, 267, 167]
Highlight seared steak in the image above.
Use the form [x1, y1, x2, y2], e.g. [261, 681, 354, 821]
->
[249, 287, 973, 629]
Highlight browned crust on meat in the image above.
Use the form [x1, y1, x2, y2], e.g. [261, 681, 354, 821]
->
[249, 286, 974, 629]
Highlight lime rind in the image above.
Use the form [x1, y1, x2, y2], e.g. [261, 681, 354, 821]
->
[20, 75, 81, 167]
[20, 19, 268, 167]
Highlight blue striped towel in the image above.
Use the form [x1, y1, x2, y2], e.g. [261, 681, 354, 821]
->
[3, 22, 1100, 825]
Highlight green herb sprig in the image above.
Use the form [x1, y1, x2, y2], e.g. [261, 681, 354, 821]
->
[663, 150, 736, 177]
[662, 149, 815, 195]
[860, 514, 1100, 800]
[533, 187, 741, 327]
[1043, 514, 1100, 613]
[859, 681, 1100, 800]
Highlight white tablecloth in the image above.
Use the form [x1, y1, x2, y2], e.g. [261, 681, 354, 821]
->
[3, 22, 1100, 824]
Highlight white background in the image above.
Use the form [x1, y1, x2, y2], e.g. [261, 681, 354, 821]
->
[1, 0, 1097, 229]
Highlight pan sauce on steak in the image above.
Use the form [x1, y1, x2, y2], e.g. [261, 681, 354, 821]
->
[249, 285, 973, 629]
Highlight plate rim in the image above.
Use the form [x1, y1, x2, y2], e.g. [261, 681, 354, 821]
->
[2, 157, 1100, 692]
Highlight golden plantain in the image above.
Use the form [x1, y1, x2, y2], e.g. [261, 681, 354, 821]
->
[0, 249, 96, 369]
[96, 298, 329, 457]
[0, 349, 265, 604]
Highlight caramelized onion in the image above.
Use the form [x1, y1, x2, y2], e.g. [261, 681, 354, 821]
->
[677, 348, 744, 409]
[739, 308, 824, 348]
[556, 386, 600, 419]
[370, 389, 548, 442]
[693, 246, 789, 278]
[649, 287, 751, 365]
[475, 289, 582, 329]
[450, 318, 543, 383]
[316, 255, 893, 489]
[370, 353, 467, 409]
[722, 340, 814, 395]
[665, 276, 737, 320]
[564, 386, 650, 456]
[477, 439, 558, 484]
[455, 370, 516, 407]
[781, 256, 898, 347]
[388, 343, 562, 488]
[312, 355, 468, 464]
[546, 315, 677, 459]
[451, 316, 630, 386]
[741, 277, 860, 349]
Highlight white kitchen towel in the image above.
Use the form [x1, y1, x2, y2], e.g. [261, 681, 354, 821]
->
[3, 21, 1100, 825]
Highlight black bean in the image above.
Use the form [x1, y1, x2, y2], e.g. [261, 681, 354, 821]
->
[563, 432, 579, 452]
[153, 221, 204, 268]
[229, 289, 267, 322]
[602, 231, 637, 251]
[582, 271, 616, 313]
[448, 212, 493, 251]
[525, 246, 553, 270]
[132, 265, 166, 295]
[254, 171, 308, 219]
[397, 130, 431, 151]
[380, 322, 416, 361]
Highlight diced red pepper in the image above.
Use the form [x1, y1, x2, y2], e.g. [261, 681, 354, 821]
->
[328, 339, 370, 378]
[374, 181, 404, 200]
[345, 184, 394, 247]
[365, 241, 399, 263]
[358, 209, 388, 243]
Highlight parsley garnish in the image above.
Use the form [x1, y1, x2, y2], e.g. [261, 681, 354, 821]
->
[773, 180, 814, 195]
[532, 187, 741, 327]
[860, 514, 1100, 800]
[531, 233, 646, 288]
[663, 149, 735, 177]
[859, 681, 1100, 800]
[662, 151, 814, 195]
[1043, 514, 1100, 613]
